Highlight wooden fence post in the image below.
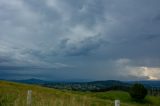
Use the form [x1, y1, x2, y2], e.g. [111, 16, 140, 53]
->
[115, 100, 120, 106]
[27, 90, 32, 106]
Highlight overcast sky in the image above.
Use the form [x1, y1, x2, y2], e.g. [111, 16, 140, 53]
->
[0, 0, 160, 81]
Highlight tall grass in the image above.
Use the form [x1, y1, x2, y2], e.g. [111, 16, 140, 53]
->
[0, 81, 160, 106]
[0, 81, 113, 106]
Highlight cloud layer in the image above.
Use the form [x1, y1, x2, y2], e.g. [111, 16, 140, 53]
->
[0, 0, 160, 80]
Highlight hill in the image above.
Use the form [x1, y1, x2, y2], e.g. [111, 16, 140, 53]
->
[12, 78, 51, 84]
[129, 80, 160, 88]
[0, 80, 160, 106]
[10, 79, 160, 92]
[42, 80, 130, 92]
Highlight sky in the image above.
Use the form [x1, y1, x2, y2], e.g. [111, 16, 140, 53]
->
[0, 0, 160, 81]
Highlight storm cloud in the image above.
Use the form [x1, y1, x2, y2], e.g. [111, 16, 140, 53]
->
[0, 0, 160, 80]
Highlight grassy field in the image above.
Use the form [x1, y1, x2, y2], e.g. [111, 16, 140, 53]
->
[0, 81, 160, 106]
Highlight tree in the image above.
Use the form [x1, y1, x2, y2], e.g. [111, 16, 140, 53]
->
[129, 83, 147, 101]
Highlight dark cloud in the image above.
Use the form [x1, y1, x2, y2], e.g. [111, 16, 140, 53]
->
[0, 0, 160, 80]
[56, 35, 108, 56]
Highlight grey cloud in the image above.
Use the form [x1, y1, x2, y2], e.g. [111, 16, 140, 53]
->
[56, 35, 108, 56]
[0, 0, 160, 80]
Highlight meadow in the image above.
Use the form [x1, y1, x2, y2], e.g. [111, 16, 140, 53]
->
[0, 81, 160, 106]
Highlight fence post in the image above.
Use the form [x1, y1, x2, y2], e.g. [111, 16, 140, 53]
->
[115, 100, 120, 106]
[27, 90, 32, 106]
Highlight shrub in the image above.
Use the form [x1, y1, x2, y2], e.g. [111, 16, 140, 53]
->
[129, 83, 147, 101]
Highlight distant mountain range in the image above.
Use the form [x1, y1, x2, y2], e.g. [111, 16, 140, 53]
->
[10, 78, 92, 84]
[127, 80, 160, 88]
[11, 78, 52, 84]
[4, 78, 160, 91]
[10, 78, 160, 87]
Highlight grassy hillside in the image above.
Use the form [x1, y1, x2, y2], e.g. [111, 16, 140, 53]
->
[0, 81, 160, 106]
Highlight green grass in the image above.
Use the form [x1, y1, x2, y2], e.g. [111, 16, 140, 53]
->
[83, 91, 160, 106]
[0, 81, 160, 106]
